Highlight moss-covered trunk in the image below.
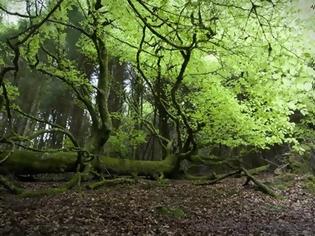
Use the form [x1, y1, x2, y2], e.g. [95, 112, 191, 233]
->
[0, 150, 178, 177]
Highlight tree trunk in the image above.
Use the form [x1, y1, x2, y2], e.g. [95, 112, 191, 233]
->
[0, 150, 178, 177]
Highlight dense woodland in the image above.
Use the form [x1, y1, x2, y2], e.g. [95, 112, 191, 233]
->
[0, 0, 315, 234]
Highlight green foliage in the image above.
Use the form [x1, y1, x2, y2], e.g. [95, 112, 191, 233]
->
[3, 82, 19, 101]
[107, 113, 146, 157]
[1, 0, 314, 159]
[104, 0, 314, 151]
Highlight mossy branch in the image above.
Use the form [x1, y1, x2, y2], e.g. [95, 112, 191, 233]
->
[195, 170, 242, 185]
[241, 167, 277, 197]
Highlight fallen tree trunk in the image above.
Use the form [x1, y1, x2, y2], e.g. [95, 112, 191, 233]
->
[0, 150, 178, 177]
[0, 151, 77, 175]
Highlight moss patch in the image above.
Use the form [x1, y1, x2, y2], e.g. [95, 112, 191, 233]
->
[302, 175, 315, 194]
[155, 206, 186, 219]
[265, 173, 296, 191]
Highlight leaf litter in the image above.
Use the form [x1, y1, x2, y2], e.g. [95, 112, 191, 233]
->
[0, 175, 314, 235]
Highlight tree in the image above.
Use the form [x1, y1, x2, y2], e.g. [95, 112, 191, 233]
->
[0, 0, 314, 195]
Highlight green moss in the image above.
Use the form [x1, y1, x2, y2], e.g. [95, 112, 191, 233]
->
[155, 206, 186, 219]
[287, 154, 312, 174]
[0, 175, 23, 194]
[266, 173, 296, 191]
[63, 172, 82, 189]
[97, 155, 178, 177]
[302, 175, 315, 194]
[0, 150, 77, 174]
[0, 151, 179, 177]
[19, 187, 67, 198]
[156, 178, 169, 187]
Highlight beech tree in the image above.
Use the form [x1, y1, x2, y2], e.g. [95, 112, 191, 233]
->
[0, 0, 314, 195]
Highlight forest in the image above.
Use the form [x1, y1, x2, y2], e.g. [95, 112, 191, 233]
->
[0, 0, 315, 235]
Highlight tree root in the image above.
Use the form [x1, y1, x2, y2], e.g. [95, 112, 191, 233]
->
[1, 172, 136, 196]
[0, 172, 82, 197]
[194, 170, 241, 185]
[0, 175, 23, 194]
[193, 165, 277, 197]
[86, 177, 135, 190]
[19, 186, 68, 198]
[184, 172, 217, 181]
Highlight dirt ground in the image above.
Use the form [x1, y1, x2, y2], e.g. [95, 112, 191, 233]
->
[0, 176, 314, 235]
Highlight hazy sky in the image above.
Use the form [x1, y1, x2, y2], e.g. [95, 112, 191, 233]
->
[297, 0, 315, 54]
[298, 0, 315, 17]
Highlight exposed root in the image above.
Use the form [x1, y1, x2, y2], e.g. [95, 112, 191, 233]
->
[195, 170, 241, 185]
[0, 172, 83, 197]
[0, 174, 23, 194]
[86, 178, 135, 190]
[193, 165, 277, 197]
[184, 173, 217, 181]
[19, 187, 67, 198]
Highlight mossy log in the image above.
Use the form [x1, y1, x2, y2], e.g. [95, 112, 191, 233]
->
[0, 150, 178, 177]
[0, 151, 77, 175]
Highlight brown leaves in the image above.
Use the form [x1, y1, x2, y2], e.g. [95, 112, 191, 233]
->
[0, 177, 315, 235]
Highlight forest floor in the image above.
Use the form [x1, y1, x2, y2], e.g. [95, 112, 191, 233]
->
[0, 174, 315, 236]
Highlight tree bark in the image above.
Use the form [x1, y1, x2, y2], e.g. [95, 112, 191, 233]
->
[0, 150, 178, 177]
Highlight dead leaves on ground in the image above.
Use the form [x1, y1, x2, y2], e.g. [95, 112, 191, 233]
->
[0, 176, 315, 235]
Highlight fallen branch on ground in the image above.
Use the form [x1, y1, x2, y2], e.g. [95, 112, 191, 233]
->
[241, 167, 277, 197]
